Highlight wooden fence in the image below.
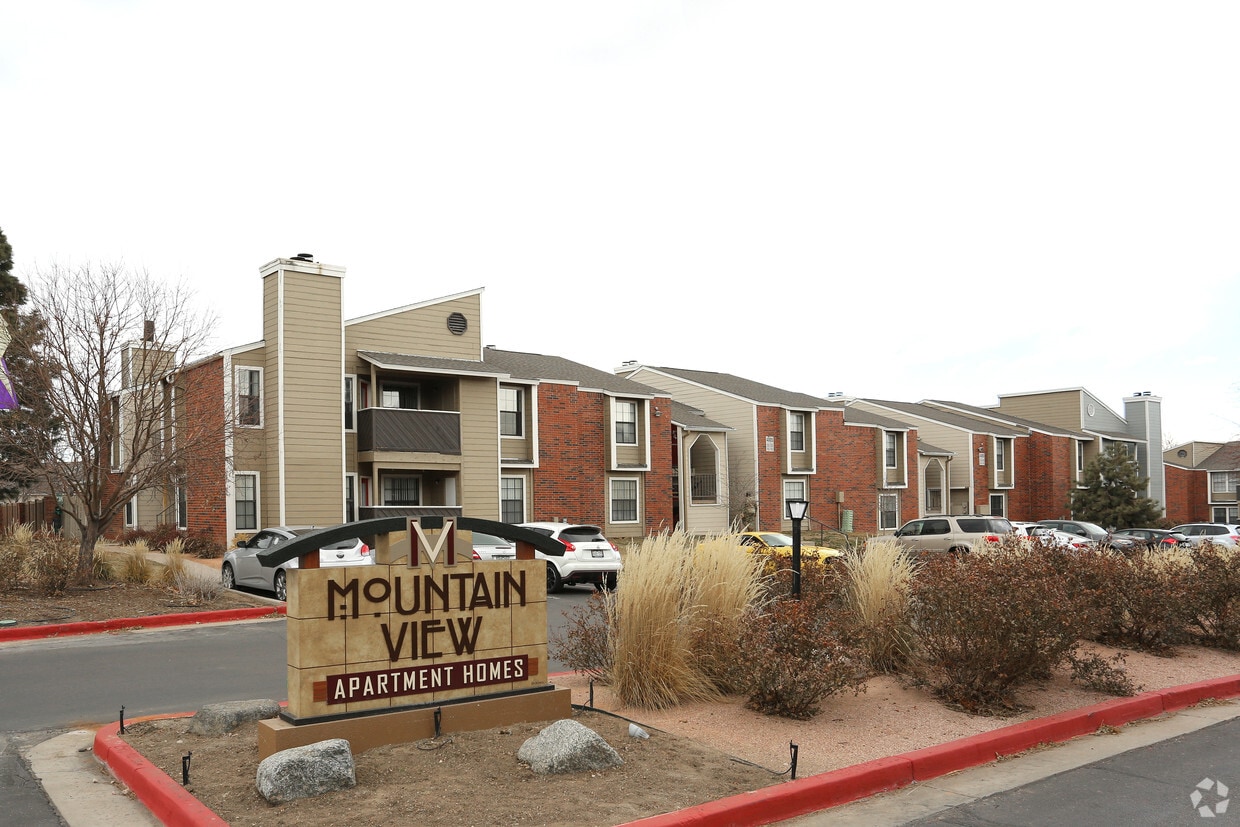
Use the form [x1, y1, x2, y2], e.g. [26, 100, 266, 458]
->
[0, 496, 55, 534]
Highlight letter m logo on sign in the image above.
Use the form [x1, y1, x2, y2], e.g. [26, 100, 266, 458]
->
[410, 518, 456, 567]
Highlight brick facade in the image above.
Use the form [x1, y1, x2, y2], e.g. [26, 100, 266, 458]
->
[181, 357, 229, 548]
[1164, 464, 1208, 524]
[531, 382, 607, 523]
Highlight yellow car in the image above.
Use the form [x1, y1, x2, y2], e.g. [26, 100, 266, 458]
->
[734, 531, 842, 562]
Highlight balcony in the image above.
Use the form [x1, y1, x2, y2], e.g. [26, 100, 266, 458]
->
[357, 408, 461, 455]
[690, 474, 718, 504]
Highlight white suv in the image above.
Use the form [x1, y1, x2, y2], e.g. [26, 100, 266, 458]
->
[892, 515, 1014, 554]
[518, 522, 623, 593]
[1169, 523, 1240, 547]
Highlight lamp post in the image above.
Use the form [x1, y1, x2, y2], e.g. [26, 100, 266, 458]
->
[786, 498, 809, 599]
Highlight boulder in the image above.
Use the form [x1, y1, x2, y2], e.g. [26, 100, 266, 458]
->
[517, 719, 623, 775]
[187, 699, 281, 735]
[255, 738, 356, 804]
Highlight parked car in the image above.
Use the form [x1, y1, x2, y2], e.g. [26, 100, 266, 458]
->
[733, 531, 842, 562]
[517, 522, 622, 593]
[1036, 520, 1142, 553]
[221, 527, 372, 600]
[1009, 521, 1047, 537]
[1168, 523, 1240, 547]
[1026, 528, 1093, 551]
[892, 515, 1014, 554]
[1109, 528, 1189, 550]
[470, 531, 517, 561]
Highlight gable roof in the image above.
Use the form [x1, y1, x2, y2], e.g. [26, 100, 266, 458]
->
[670, 401, 731, 432]
[1197, 441, 1240, 471]
[842, 405, 914, 431]
[358, 351, 506, 378]
[923, 399, 1091, 439]
[859, 399, 1028, 437]
[484, 348, 664, 397]
[632, 366, 841, 410]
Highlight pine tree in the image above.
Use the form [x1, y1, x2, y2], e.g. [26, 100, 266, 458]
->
[1068, 444, 1163, 529]
[0, 227, 26, 307]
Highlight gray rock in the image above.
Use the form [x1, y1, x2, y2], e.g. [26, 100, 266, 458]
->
[517, 719, 623, 775]
[256, 738, 356, 804]
[187, 699, 281, 735]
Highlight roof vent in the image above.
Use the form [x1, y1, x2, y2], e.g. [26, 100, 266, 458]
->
[291, 252, 314, 262]
[447, 312, 468, 335]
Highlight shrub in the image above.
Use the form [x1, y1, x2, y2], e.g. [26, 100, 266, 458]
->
[116, 544, 155, 584]
[1082, 548, 1193, 653]
[736, 599, 866, 719]
[22, 531, 78, 595]
[844, 539, 919, 673]
[1185, 543, 1240, 649]
[171, 567, 225, 605]
[908, 546, 1093, 714]
[0, 524, 33, 589]
[551, 591, 612, 683]
[1068, 650, 1140, 696]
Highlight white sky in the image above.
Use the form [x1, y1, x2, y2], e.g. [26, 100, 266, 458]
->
[3, 2, 1238, 445]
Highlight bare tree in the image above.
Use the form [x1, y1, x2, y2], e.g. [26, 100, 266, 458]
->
[3, 262, 226, 583]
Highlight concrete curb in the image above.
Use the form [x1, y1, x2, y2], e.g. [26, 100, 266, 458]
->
[625, 675, 1240, 827]
[0, 605, 286, 643]
[91, 675, 1240, 827]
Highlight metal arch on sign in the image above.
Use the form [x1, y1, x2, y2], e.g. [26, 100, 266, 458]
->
[255, 516, 566, 568]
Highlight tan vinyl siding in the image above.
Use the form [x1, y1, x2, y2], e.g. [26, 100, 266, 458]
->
[613, 399, 647, 468]
[786, 411, 814, 473]
[458, 376, 501, 519]
[266, 268, 345, 527]
[997, 391, 1081, 431]
[347, 294, 483, 360]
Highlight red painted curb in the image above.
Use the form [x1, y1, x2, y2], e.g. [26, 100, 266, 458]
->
[617, 674, 1240, 827]
[95, 715, 228, 827]
[0, 605, 285, 642]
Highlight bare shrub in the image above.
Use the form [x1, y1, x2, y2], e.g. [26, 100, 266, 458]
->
[909, 546, 1094, 715]
[172, 568, 225, 605]
[1068, 650, 1141, 696]
[22, 531, 78, 595]
[844, 539, 919, 673]
[1081, 548, 1193, 653]
[1185, 543, 1240, 649]
[158, 540, 189, 586]
[736, 599, 867, 719]
[551, 591, 612, 682]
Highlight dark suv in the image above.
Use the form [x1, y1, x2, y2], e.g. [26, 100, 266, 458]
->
[892, 515, 1013, 554]
[1037, 520, 1141, 552]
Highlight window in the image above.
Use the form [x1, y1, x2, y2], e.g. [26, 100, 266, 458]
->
[995, 439, 1006, 472]
[989, 493, 1006, 517]
[344, 376, 355, 431]
[879, 493, 899, 530]
[789, 412, 805, 451]
[615, 401, 638, 445]
[925, 459, 945, 513]
[611, 478, 639, 522]
[176, 484, 187, 530]
[110, 397, 122, 468]
[500, 387, 523, 437]
[235, 473, 257, 531]
[382, 475, 420, 506]
[236, 368, 262, 427]
[1076, 442, 1086, 474]
[1211, 506, 1239, 522]
[501, 477, 525, 523]
[345, 474, 357, 522]
[1210, 472, 1240, 494]
[885, 432, 899, 469]
[124, 497, 136, 528]
[381, 383, 419, 409]
[783, 479, 806, 517]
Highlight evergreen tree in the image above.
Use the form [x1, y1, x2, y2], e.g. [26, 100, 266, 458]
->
[1068, 444, 1163, 529]
[0, 227, 26, 307]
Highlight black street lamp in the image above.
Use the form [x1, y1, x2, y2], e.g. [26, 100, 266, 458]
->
[786, 498, 809, 599]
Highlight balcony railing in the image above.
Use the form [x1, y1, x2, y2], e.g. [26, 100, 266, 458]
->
[357, 408, 461, 455]
[690, 474, 718, 503]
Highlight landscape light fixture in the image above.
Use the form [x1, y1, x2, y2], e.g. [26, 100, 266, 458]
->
[786, 498, 809, 599]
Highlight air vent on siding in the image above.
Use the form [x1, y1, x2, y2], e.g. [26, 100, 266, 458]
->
[447, 312, 468, 335]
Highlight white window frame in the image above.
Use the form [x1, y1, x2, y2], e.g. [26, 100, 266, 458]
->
[234, 472, 259, 532]
[1210, 471, 1240, 495]
[344, 375, 356, 432]
[989, 492, 1006, 518]
[124, 496, 137, 529]
[783, 478, 807, 518]
[789, 412, 805, 452]
[885, 432, 900, 470]
[382, 474, 422, 506]
[380, 382, 420, 410]
[995, 438, 1006, 472]
[235, 367, 263, 428]
[500, 476, 525, 523]
[1211, 505, 1239, 522]
[499, 386, 524, 438]
[610, 477, 640, 524]
[925, 458, 946, 514]
[344, 472, 358, 523]
[176, 482, 188, 530]
[615, 400, 638, 446]
[879, 493, 899, 531]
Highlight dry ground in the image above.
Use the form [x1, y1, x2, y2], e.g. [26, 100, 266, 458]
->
[6, 576, 1240, 826]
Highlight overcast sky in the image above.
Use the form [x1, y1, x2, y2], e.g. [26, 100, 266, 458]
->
[3, 2, 1238, 445]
